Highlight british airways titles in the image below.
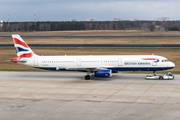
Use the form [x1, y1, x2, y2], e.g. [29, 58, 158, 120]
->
[124, 61, 151, 65]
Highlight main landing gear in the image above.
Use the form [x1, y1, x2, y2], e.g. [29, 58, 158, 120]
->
[85, 72, 93, 80]
[85, 75, 91, 80]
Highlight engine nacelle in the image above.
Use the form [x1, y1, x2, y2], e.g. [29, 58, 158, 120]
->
[94, 69, 112, 78]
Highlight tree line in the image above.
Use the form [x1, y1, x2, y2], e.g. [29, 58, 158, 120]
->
[0, 21, 180, 32]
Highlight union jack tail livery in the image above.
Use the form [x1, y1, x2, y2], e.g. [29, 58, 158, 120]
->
[11, 34, 35, 63]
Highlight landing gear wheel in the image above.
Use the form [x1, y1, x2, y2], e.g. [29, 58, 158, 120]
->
[85, 75, 91, 80]
[159, 76, 163, 80]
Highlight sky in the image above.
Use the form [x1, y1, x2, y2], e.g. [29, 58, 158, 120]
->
[0, 0, 179, 22]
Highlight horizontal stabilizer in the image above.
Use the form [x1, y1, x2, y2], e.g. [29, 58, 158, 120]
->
[10, 58, 27, 63]
[11, 60, 27, 62]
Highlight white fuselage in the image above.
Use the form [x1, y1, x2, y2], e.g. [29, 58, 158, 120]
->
[20, 55, 175, 72]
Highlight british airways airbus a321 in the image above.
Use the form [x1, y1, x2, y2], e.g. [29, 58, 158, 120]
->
[10, 34, 175, 80]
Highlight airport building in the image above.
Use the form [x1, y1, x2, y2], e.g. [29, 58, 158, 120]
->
[130, 18, 138, 21]
[86, 19, 95, 22]
[69, 19, 77, 22]
[113, 18, 121, 21]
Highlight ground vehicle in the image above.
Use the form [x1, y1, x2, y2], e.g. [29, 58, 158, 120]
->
[145, 72, 174, 80]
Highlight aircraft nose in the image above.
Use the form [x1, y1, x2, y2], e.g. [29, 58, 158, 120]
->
[171, 62, 175, 68]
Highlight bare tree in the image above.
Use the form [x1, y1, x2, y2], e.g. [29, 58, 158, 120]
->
[149, 24, 156, 32]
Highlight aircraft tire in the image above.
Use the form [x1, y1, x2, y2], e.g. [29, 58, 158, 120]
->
[85, 75, 91, 80]
[159, 76, 163, 80]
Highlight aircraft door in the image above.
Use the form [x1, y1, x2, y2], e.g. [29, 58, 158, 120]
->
[34, 57, 39, 66]
[118, 58, 123, 66]
[152, 58, 157, 66]
[76, 59, 81, 66]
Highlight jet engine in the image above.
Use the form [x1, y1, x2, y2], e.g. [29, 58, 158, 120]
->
[94, 69, 112, 78]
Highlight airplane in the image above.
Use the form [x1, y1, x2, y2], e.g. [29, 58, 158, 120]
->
[10, 34, 175, 80]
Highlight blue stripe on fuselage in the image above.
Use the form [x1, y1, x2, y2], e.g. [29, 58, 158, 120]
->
[34, 67, 174, 72]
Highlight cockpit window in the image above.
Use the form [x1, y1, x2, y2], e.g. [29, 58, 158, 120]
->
[162, 59, 170, 62]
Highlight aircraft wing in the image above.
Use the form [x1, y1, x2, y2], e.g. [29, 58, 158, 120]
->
[66, 66, 114, 72]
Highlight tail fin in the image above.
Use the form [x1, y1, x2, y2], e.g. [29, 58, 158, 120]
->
[11, 34, 35, 62]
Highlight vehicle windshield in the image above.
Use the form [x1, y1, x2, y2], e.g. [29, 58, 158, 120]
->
[166, 72, 173, 76]
[162, 59, 170, 62]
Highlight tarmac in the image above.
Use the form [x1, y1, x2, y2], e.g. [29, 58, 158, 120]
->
[0, 71, 180, 120]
